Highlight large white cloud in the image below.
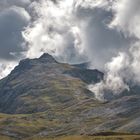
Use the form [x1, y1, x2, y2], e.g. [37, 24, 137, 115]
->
[23, 0, 88, 63]
[23, 0, 131, 68]
[111, 0, 140, 38]
[0, 61, 17, 79]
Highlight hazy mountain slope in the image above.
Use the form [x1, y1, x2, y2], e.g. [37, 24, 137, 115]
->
[0, 54, 139, 140]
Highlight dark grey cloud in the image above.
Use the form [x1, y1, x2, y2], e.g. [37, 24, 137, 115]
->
[0, 4, 31, 60]
[76, 7, 132, 69]
[0, 0, 31, 10]
[0, 0, 32, 79]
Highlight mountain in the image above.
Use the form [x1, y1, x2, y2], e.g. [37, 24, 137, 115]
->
[0, 53, 139, 140]
[0, 53, 103, 114]
[72, 62, 89, 69]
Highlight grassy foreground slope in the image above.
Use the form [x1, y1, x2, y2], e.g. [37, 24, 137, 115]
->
[0, 135, 140, 140]
[26, 135, 140, 140]
[0, 135, 15, 140]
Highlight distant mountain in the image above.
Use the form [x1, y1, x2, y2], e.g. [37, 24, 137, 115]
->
[0, 53, 139, 140]
[72, 62, 89, 69]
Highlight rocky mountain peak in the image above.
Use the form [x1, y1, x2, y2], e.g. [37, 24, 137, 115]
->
[39, 53, 57, 63]
[10, 53, 57, 75]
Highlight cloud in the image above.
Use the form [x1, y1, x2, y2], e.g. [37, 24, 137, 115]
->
[89, 0, 140, 101]
[0, 0, 31, 10]
[88, 52, 131, 101]
[111, 0, 140, 39]
[0, 1, 31, 79]
[0, 61, 17, 79]
[0, 6, 31, 60]
[76, 6, 131, 69]
[23, 0, 88, 63]
[23, 0, 131, 68]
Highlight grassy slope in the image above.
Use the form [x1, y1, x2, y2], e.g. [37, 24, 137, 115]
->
[0, 135, 140, 140]
[0, 98, 103, 139]
[26, 135, 140, 140]
[0, 135, 15, 140]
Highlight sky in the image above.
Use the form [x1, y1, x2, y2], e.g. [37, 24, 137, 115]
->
[0, 0, 140, 100]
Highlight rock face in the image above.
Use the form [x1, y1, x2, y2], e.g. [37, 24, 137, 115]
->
[0, 53, 139, 139]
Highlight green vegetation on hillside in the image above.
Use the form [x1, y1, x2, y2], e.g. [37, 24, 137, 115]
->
[26, 135, 140, 140]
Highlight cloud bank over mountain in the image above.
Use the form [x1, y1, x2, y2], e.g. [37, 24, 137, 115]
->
[0, 0, 140, 100]
[23, 0, 131, 67]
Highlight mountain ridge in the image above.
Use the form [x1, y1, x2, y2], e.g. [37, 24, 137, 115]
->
[0, 53, 139, 139]
[0, 53, 103, 114]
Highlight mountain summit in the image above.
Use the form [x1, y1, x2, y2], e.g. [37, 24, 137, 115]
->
[39, 53, 57, 63]
[0, 54, 139, 139]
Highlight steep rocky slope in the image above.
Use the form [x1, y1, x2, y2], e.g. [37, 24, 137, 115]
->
[0, 54, 139, 140]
